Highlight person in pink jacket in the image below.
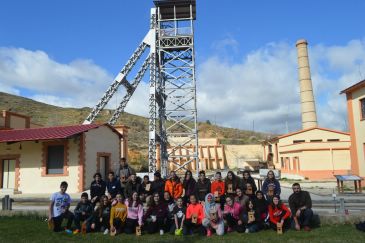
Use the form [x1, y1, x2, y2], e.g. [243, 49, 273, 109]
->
[124, 192, 143, 234]
[224, 195, 245, 233]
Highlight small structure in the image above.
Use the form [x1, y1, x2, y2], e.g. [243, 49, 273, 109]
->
[0, 123, 122, 194]
[340, 79, 365, 178]
[262, 127, 351, 180]
[334, 175, 363, 193]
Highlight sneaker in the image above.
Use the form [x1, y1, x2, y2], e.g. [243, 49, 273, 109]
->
[304, 226, 311, 232]
[227, 227, 233, 233]
[73, 229, 80, 235]
[103, 228, 109, 235]
[245, 228, 249, 233]
[206, 229, 212, 237]
[159, 229, 164, 235]
[65, 229, 73, 234]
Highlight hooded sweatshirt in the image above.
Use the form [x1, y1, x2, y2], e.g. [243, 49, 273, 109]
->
[204, 193, 223, 225]
[125, 199, 143, 226]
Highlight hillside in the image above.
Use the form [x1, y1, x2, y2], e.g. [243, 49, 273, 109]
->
[0, 92, 271, 169]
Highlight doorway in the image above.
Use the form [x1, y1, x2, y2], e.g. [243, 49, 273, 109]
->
[2, 159, 16, 189]
[99, 156, 109, 181]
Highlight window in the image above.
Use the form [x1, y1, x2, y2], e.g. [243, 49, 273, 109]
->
[310, 139, 322, 142]
[327, 139, 340, 142]
[280, 157, 284, 168]
[47, 145, 64, 174]
[268, 144, 273, 153]
[361, 98, 365, 120]
[293, 140, 305, 144]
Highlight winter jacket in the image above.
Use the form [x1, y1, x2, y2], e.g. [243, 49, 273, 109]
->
[262, 178, 281, 196]
[268, 204, 291, 224]
[288, 190, 312, 214]
[195, 178, 211, 201]
[117, 164, 135, 179]
[165, 179, 183, 199]
[124, 178, 142, 199]
[151, 179, 165, 198]
[186, 203, 204, 225]
[74, 201, 93, 217]
[90, 180, 106, 200]
[211, 180, 225, 196]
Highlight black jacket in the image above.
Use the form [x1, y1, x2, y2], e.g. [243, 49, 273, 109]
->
[124, 177, 142, 199]
[90, 180, 106, 200]
[106, 178, 121, 198]
[288, 191, 312, 213]
[195, 178, 211, 201]
[151, 179, 165, 198]
[74, 201, 93, 216]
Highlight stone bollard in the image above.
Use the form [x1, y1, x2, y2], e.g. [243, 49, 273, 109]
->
[339, 198, 345, 214]
[1, 195, 13, 211]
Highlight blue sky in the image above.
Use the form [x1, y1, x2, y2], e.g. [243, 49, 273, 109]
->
[1, 0, 365, 133]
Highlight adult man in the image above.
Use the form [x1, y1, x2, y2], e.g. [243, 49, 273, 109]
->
[124, 173, 142, 199]
[288, 183, 313, 231]
[117, 157, 135, 180]
[151, 171, 165, 199]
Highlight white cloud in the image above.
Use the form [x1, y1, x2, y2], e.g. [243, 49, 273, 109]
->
[197, 38, 365, 134]
[1, 39, 365, 134]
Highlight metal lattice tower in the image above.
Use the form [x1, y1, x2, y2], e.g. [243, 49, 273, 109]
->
[84, 0, 198, 177]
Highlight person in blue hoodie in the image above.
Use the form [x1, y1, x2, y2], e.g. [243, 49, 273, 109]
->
[106, 171, 121, 199]
[262, 170, 281, 199]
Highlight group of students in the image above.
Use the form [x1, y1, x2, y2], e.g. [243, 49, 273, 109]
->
[49, 164, 314, 237]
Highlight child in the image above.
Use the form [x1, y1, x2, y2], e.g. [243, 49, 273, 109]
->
[125, 192, 143, 234]
[211, 171, 225, 210]
[223, 196, 244, 233]
[110, 193, 127, 235]
[243, 200, 261, 233]
[73, 192, 93, 234]
[163, 191, 176, 228]
[142, 192, 168, 235]
[48, 181, 74, 232]
[202, 193, 224, 236]
[268, 195, 291, 232]
[184, 194, 205, 235]
[170, 197, 186, 234]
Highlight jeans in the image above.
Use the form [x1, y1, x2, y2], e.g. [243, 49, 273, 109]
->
[292, 208, 314, 227]
[53, 210, 74, 232]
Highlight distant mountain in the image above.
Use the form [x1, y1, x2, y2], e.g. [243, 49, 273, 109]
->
[0, 92, 271, 170]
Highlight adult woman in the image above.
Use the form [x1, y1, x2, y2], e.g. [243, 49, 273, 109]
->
[225, 171, 240, 198]
[223, 196, 244, 233]
[182, 170, 196, 204]
[268, 195, 291, 232]
[262, 170, 281, 199]
[142, 192, 168, 235]
[202, 193, 224, 236]
[125, 192, 143, 234]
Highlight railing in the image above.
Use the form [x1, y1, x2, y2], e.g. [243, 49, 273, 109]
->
[160, 27, 192, 37]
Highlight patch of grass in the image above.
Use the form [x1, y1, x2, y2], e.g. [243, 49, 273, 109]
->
[0, 217, 365, 243]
